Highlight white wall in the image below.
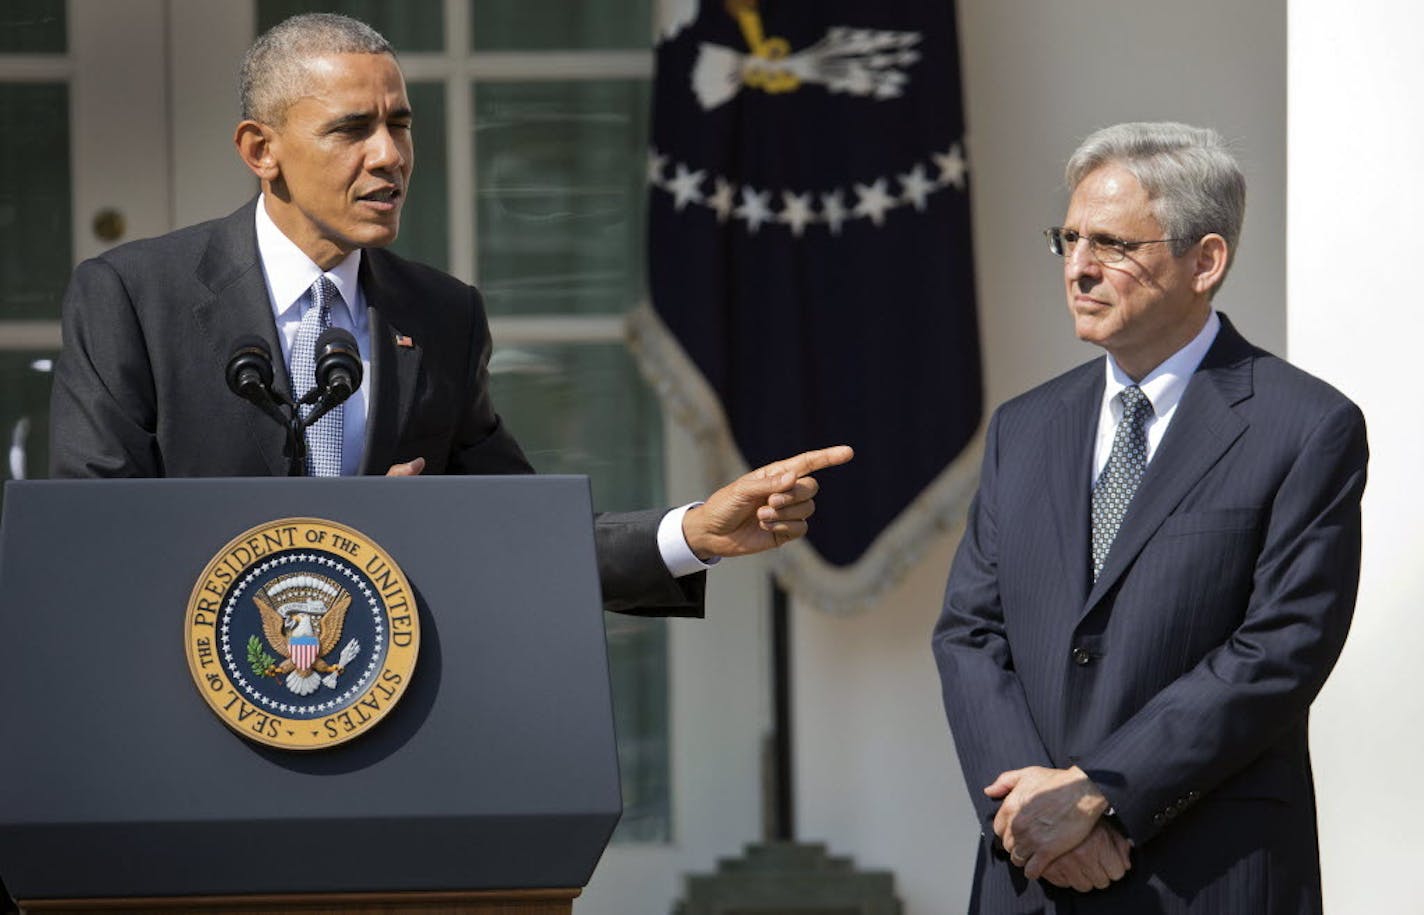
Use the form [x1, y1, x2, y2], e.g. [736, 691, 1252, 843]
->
[1289, 3, 1424, 912]
[168, 0, 256, 227]
[794, 535, 975, 911]
[793, 3, 1287, 912]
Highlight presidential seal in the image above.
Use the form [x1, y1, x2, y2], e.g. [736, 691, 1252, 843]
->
[184, 518, 419, 750]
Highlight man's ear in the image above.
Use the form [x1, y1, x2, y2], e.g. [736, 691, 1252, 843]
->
[1192, 233, 1229, 295]
[234, 119, 280, 182]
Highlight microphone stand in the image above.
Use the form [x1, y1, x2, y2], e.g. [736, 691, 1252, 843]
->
[275, 385, 358, 475]
[227, 333, 362, 476]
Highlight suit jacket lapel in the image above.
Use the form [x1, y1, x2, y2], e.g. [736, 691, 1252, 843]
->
[358, 250, 424, 474]
[191, 199, 292, 476]
[1082, 315, 1256, 614]
[1048, 365, 1102, 603]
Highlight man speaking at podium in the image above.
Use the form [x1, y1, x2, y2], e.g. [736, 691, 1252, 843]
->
[48, 12, 851, 616]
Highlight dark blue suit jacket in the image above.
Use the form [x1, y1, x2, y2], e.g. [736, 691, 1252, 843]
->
[933, 316, 1367, 913]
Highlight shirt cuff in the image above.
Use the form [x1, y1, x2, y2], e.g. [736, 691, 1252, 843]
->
[657, 502, 721, 578]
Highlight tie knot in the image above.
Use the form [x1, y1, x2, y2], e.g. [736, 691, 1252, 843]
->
[309, 275, 341, 318]
[1119, 385, 1152, 424]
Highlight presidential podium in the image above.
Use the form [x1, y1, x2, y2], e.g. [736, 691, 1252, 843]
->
[0, 477, 623, 913]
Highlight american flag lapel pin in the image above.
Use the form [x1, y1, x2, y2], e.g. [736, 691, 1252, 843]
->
[394, 332, 414, 348]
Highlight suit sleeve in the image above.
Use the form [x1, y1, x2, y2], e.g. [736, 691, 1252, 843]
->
[932, 409, 1056, 831]
[49, 257, 161, 478]
[1077, 399, 1367, 844]
[595, 510, 705, 617]
[444, 286, 706, 618]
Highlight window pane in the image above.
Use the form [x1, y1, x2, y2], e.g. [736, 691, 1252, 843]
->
[489, 342, 662, 511]
[0, 352, 55, 516]
[0, 0, 66, 53]
[474, 80, 650, 316]
[257, 0, 444, 52]
[388, 81, 448, 271]
[471, 0, 651, 51]
[488, 341, 668, 842]
[0, 83, 70, 319]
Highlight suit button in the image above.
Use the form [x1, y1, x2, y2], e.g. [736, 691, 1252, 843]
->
[1071, 647, 1091, 665]
[1152, 813, 1165, 826]
[1187, 791, 1199, 802]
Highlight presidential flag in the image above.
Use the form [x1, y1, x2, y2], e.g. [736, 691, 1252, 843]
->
[633, 0, 981, 611]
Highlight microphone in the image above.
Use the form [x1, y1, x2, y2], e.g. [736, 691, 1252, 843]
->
[314, 327, 363, 403]
[227, 336, 301, 472]
[226, 336, 276, 406]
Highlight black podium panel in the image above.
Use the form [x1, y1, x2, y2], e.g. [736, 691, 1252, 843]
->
[0, 477, 621, 899]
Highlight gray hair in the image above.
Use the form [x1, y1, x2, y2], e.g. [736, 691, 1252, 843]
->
[239, 13, 394, 124]
[1066, 122, 1246, 283]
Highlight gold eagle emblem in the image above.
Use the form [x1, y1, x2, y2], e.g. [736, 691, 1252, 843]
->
[252, 573, 360, 696]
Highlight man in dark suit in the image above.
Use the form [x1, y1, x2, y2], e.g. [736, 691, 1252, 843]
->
[49, 13, 850, 616]
[932, 122, 1366, 912]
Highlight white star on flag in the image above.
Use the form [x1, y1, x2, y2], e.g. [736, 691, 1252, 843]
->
[820, 190, 848, 235]
[779, 191, 816, 237]
[934, 144, 968, 189]
[647, 150, 669, 187]
[667, 163, 707, 211]
[736, 186, 774, 233]
[853, 178, 896, 226]
[899, 164, 935, 212]
[708, 177, 736, 223]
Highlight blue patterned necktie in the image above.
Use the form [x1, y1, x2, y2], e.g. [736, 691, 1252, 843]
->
[1091, 384, 1153, 580]
[291, 276, 343, 477]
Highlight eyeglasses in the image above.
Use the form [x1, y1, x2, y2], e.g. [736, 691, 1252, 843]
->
[1044, 227, 1193, 264]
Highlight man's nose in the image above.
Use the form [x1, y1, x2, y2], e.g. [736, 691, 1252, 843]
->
[1064, 238, 1100, 282]
[367, 127, 406, 172]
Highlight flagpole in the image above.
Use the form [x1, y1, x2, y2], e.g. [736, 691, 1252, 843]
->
[766, 580, 795, 841]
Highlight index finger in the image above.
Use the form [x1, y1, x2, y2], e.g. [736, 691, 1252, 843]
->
[765, 445, 854, 479]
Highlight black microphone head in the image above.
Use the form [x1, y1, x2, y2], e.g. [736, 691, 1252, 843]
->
[314, 327, 363, 400]
[226, 335, 275, 402]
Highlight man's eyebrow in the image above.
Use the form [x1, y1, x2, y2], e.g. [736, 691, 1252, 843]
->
[322, 107, 413, 130]
[323, 112, 372, 131]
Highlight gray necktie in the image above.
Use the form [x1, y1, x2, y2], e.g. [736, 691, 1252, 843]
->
[1091, 385, 1152, 580]
[291, 276, 343, 477]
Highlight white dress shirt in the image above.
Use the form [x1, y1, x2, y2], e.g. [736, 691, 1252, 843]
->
[1091, 310, 1221, 485]
[253, 196, 711, 575]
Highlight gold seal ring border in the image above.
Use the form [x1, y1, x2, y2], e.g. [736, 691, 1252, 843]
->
[184, 517, 420, 751]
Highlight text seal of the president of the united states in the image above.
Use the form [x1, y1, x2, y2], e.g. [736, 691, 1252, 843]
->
[185, 518, 419, 750]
